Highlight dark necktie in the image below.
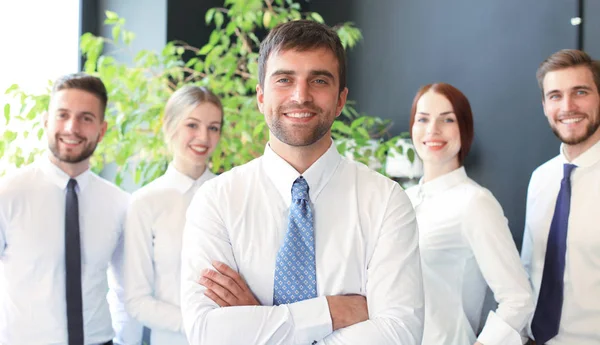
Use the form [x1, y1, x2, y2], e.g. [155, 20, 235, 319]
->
[531, 163, 577, 344]
[273, 176, 317, 305]
[65, 178, 84, 345]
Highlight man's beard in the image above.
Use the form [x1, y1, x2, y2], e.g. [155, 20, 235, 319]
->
[269, 102, 333, 147]
[48, 135, 99, 164]
[551, 110, 600, 145]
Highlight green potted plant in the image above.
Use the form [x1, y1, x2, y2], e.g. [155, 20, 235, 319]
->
[1, 0, 411, 186]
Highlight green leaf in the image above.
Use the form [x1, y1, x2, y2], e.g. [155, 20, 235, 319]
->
[310, 12, 324, 23]
[3, 104, 9, 125]
[205, 8, 216, 24]
[356, 127, 370, 139]
[112, 25, 121, 42]
[105, 10, 118, 20]
[3, 130, 17, 142]
[407, 148, 415, 163]
[215, 12, 224, 29]
[4, 83, 19, 95]
[198, 44, 213, 55]
[208, 31, 220, 46]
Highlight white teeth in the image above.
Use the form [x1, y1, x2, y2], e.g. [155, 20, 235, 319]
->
[560, 118, 583, 124]
[424, 142, 444, 147]
[61, 139, 81, 144]
[285, 112, 313, 118]
[191, 146, 208, 153]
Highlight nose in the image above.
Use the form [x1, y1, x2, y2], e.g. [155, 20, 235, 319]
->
[426, 120, 441, 135]
[196, 125, 209, 142]
[64, 118, 79, 133]
[561, 95, 577, 112]
[290, 81, 313, 104]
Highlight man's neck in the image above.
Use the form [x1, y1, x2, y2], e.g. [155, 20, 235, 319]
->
[563, 129, 600, 162]
[48, 154, 90, 178]
[269, 135, 332, 174]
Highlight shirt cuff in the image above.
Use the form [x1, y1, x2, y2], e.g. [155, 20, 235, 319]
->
[287, 296, 333, 345]
[477, 311, 524, 345]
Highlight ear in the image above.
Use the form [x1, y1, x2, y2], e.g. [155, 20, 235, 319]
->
[335, 87, 349, 118]
[42, 111, 49, 129]
[98, 120, 108, 142]
[256, 84, 264, 114]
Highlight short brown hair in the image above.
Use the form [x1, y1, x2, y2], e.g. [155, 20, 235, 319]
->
[409, 83, 474, 165]
[258, 20, 347, 93]
[536, 49, 600, 98]
[51, 73, 108, 118]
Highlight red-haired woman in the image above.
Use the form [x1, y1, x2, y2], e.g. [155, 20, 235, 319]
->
[406, 83, 533, 345]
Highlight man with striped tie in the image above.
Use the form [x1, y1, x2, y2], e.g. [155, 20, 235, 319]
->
[181, 20, 424, 345]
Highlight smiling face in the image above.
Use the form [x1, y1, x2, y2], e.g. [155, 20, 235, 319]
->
[256, 47, 348, 151]
[171, 102, 222, 171]
[542, 66, 600, 150]
[411, 90, 461, 169]
[45, 88, 107, 165]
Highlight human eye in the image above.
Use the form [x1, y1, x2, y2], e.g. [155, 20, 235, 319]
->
[186, 123, 198, 129]
[208, 125, 221, 132]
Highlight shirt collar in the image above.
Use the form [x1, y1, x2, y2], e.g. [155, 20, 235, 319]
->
[417, 166, 468, 197]
[39, 154, 92, 192]
[559, 138, 600, 168]
[164, 164, 216, 194]
[263, 141, 341, 206]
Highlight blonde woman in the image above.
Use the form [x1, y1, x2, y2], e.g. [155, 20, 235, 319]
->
[124, 86, 223, 345]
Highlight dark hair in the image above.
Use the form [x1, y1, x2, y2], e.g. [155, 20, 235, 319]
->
[51, 73, 108, 118]
[258, 20, 346, 93]
[536, 49, 600, 98]
[409, 83, 474, 165]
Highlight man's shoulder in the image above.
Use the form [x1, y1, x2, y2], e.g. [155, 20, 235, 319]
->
[0, 163, 41, 193]
[203, 156, 263, 190]
[88, 173, 130, 203]
[530, 154, 561, 184]
[342, 156, 399, 191]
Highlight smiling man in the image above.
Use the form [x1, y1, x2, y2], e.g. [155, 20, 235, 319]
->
[0, 73, 141, 345]
[181, 20, 424, 345]
[522, 49, 600, 345]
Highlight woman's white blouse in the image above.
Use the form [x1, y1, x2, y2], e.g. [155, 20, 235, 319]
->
[406, 167, 533, 345]
[124, 165, 215, 345]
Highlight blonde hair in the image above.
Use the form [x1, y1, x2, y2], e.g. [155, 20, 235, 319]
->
[162, 85, 223, 148]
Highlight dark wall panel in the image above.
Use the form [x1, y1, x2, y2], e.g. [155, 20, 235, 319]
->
[310, 0, 578, 248]
[584, 0, 600, 57]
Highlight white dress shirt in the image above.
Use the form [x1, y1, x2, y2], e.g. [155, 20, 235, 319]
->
[0, 156, 142, 345]
[522, 139, 600, 345]
[181, 142, 424, 345]
[124, 165, 215, 345]
[406, 167, 533, 345]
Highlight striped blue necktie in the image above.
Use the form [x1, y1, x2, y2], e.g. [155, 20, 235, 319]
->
[273, 176, 317, 305]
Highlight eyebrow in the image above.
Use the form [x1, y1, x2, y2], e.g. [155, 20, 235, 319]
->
[416, 111, 454, 116]
[57, 108, 97, 118]
[270, 69, 336, 80]
[545, 85, 593, 97]
[185, 117, 222, 125]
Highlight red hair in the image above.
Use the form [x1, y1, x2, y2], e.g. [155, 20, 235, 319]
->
[409, 83, 474, 165]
